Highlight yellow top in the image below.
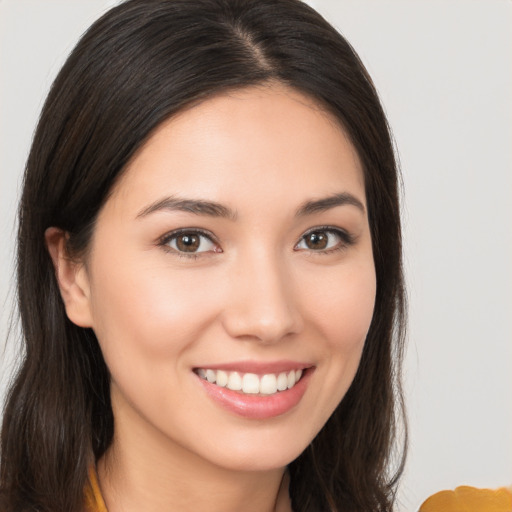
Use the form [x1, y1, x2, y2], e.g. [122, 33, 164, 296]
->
[419, 485, 512, 512]
[84, 469, 512, 512]
[84, 466, 108, 512]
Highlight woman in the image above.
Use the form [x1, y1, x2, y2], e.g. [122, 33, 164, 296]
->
[0, 1, 406, 511]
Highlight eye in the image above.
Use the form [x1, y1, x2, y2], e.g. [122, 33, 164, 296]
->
[295, 227, 352, 253]
[163, 230, 218, 255]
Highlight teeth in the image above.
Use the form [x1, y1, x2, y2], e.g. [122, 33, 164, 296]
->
[216, 370, 228, 387]
[287, 370, 296, 389]
[277, 372, 288, 391]
[227, 372, 242, 391]
[260, 374, 277, 395]
[242, 373, 260, 394]
[196, 368, 305, 395]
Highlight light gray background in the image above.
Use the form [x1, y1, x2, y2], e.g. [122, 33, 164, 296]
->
[1, 1, 511, 510]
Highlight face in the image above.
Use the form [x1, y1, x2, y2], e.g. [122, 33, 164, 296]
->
[76, 84, 376, 472]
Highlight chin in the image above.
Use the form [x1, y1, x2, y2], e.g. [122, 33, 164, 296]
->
[193, 429, 312, 473]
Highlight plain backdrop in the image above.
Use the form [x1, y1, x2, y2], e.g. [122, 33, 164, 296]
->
[1, 1, 511, 510]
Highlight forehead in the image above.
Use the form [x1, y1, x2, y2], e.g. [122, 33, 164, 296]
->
[108, 84, 365, 215]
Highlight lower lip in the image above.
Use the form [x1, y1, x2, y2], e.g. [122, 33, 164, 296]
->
[196, 369, 313, 420]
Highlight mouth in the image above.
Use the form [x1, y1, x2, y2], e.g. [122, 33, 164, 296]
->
[193, 364, 314, 419]
[194, 368, 305, 396]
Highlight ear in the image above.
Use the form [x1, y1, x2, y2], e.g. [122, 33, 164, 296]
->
[45, 227, 94, 328]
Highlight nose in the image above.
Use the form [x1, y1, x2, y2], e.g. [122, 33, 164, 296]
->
[220, 251, 303, 344]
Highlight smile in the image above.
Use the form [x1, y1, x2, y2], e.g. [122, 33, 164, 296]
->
[195, 368, 303, 396]
[194, 364, 314, 419]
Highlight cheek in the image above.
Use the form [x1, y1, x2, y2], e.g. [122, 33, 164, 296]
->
[87, 253, 222, 367]
[302, 259, 376, 354]
[300, 259, 376, 412]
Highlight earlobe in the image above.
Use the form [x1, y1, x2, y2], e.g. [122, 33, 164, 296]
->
[45, 227, 94, 328]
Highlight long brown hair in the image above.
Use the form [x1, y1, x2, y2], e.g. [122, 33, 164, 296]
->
[0, 1, 407, 510]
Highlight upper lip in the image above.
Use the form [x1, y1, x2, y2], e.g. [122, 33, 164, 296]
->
[193, 360, 313, 374]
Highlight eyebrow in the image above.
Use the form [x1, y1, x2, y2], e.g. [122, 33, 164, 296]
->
[136, 196, 238, 220]
[295, 192, 365, 216]
[136, 191, 365, 220]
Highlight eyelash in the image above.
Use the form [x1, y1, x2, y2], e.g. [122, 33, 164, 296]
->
[296, 226, 355, 255]
[158, 228, 219, 260]
[158, 226, 355, 259]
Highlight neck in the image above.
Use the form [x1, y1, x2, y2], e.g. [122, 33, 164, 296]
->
[97, 395, 291, 512]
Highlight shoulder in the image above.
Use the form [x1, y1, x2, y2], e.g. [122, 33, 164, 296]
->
[419, 485, 512, 512]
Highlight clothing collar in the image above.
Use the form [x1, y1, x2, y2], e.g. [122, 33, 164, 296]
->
[84, 466, 108, 512]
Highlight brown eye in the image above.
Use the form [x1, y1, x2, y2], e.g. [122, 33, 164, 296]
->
[304, 232, 328, 250]
[296, 228, 349, 253]
[166, 231, 217, 254]
[176, 234, 200, 252]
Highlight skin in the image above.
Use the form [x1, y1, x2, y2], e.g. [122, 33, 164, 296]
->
[47, 83, 376, 512]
